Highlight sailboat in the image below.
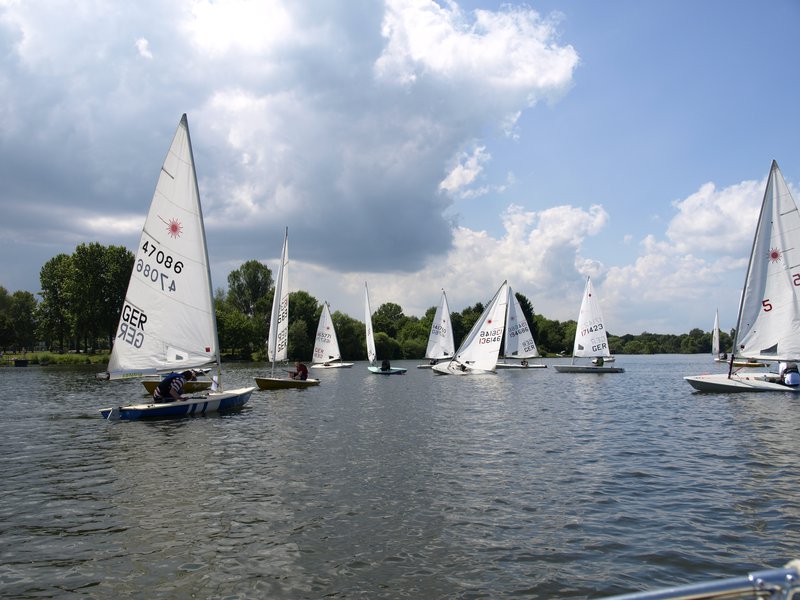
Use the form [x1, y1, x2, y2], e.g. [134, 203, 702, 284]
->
[686, 161, 800, 392]
[496, 286, 546, 369]
[365, 282, 407, 374]
[99, 114, 255, 419]
[711, 308, 765, 368]
[416, 289, 455, 368]
[255, 228, 320, 389]
[310, 302, 354, 368]
[554, 277, 624, 373]
[432, 280, 508, 375]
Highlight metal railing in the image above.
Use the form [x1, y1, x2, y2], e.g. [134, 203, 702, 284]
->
[601, 561, 800, 600]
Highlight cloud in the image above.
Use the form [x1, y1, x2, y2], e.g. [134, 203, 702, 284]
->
[135, 37, 152, 59]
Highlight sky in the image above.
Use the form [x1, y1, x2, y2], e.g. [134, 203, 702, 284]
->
[0, 0, 798, 335]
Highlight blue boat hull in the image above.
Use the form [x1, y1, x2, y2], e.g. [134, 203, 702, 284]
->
[99, 387, 256, 420]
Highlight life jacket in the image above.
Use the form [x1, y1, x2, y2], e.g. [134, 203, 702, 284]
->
[155, 372, 182, 398]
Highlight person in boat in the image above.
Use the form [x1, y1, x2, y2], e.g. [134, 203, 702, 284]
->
[290, 362, 309, 380]
[153, 370, 197, 403]
[381, 359, 391, 371]
[592, 356, 604, 367]
[781, 362, 800, 386]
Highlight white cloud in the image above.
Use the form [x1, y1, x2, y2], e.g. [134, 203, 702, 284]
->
[135, 37, 152, 59]
[439, 145, 489, 194]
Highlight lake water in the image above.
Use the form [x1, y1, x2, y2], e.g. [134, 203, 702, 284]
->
[1, 355, 799, 599]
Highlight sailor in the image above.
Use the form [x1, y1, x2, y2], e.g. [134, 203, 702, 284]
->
[153, 370, 197, 403]
[782, 362, 800, 386]
[290, 362, 309, 380]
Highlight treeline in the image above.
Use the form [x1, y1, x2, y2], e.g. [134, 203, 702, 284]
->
[0, 244, 733, 359]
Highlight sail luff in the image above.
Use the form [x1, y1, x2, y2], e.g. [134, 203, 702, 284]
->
[184, 114, 222, 388]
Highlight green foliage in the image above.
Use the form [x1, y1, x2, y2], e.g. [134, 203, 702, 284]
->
[227, 260, 272, 317]
[5, 250, 746, 361]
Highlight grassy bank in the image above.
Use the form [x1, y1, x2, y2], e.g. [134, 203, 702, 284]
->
[1, 352, 111, 366]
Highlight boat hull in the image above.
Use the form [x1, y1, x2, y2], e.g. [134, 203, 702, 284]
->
[684, 373, 800, 392]
[431, 362, 495, 375]
[141, 379, 213, 395]
[99, 387, 255, 420]
[496, 361, 547, 369]
[554, 365, 624, 373]
[255, 377, 320, 390]
[309, 362, 354, 369]
[367, 366, 407, 375]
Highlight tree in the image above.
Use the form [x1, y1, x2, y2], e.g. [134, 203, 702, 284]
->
[37, 254, 74, 352]
[372, 302, 406, 339]
[227, 260, 272, 318]
[288, 319, 313, 360]
[374, 331, 402, 360]
[101, 245, 135, 348]
[10, 291, 37, 350]
[288, 291, 319, 342]
[332, 311, 365, 360]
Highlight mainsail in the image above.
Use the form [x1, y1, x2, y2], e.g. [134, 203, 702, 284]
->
[572, 277, 609, 361]
[364, 282, 376, 364]
[425, 289, 454, 361]
[107, 114, 218, 379]
[313, 302, 342, 364]
[503, 286, 540, 359]
[267, 228, 290, 374]
[734, 161, 800, 361]
[452, 280, 508, 372]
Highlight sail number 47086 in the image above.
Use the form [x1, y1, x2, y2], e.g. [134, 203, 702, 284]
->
[138, 241, 184, 293]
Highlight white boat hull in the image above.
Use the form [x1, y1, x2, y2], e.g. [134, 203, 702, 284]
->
[431, 362, 495, 375]
[309, 362, 354, 369]
[100, 387, 255, 420]
[495, 361, 547, 369]
[554, 365, 624, 373]
[684, 373, 800, 392]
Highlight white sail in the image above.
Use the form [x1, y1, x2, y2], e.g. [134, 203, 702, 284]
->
[107, 114, 218, 380]
[572, 277, 609, 360]
[313, 302, 342, 364]
[712, 309, 720, 357]
[448, 281, 508, 372]
[268, 228, 290, 368]
[503, 286, 540, 359]
[734, 161, 800, 361]
[364, 282, 376, 364]
[425, 289, 455, 360]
